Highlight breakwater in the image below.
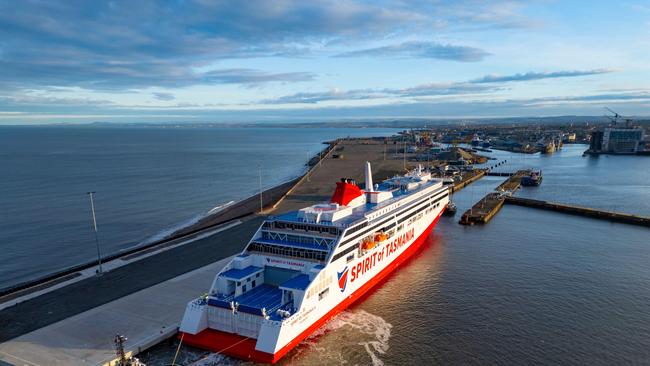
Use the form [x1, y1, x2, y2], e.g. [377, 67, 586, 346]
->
[504, 196, 650, 228]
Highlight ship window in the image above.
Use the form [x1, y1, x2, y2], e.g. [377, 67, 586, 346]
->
[242, 285, 247, 292]
[237, 281, 241, 286]
[346, 253, 355, 263]
[252, 280, 256, 287]
[318, 288, 329, 300]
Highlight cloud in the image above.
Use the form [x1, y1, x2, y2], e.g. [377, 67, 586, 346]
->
[335, 41, 490, 62]
[200, 69, 315, 84]
[261, 68, 615, 104]
[469, 69, 616, 83]
[260, 81, 495, 104]
[0, 58, 316, 90]
[152, 92, 175, 101]
[0, 0, 534, 92]
[261, 89, 381, 104]
[391, 83, 493, 97]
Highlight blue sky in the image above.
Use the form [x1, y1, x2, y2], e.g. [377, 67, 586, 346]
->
[0, 0, 649, 124]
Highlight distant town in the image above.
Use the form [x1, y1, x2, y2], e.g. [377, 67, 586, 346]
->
[395, 116, 650, 157]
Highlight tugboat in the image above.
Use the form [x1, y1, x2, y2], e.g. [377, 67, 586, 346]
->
[521, 170, 542, 186]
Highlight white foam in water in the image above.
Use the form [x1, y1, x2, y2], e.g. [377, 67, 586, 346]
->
[137, 212, 205, 246]
[207, 200, 235, 214]
[301, 309, 393, 366]
[188, 352, 235, 366]
[138, 200, 236, 246]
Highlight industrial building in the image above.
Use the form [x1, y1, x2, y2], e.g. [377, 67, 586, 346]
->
[588, 126, 646, 154]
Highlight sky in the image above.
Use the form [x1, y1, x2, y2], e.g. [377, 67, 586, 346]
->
[0, 0, 649, 124]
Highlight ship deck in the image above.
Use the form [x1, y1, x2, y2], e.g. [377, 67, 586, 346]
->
[238, 284, 283, 312]
[211, 284, 284, 316]
[272, 179, 442, 227]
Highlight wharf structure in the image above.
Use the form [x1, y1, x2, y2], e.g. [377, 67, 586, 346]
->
[459, 171, 650, 228]
[459, 170, 530, 225]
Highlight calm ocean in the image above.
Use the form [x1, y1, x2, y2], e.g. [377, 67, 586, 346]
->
[141, 144, 650, 366]
[0, 126, 399, 290]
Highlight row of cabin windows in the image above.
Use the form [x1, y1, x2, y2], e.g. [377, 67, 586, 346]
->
[247, 242, 327, 261]
[307, 274, 333, 299]
[397, 193, 447, 225]
[346, 221, 367, 234]
[338, 215, 394, 247]
[261, 231, 330, 247]
[366, 190, 425, 220]
[338, 191, 446, 248]
[332, 200, 438, 263]
[267, 221, 340, 235]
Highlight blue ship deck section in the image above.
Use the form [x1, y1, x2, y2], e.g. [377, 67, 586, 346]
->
[280, 274, 310, 291]
[209, 284, 285, 316]
[219, 265, 262, 280]
[236, 284, 283, 315]
[207, 298, 232, 309]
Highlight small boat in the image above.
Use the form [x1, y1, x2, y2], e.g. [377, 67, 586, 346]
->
[443, 201, 457, 216]
[521, 170, 542, 186]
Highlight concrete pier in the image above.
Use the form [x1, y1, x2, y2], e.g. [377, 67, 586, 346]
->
[495, 169, 530, 192]
[504, 196, 650, 227]
[485, 171, 514, 177]
[459, 169, 530, 225]
[451, 169, 486, 193]
[459, 193, 505, 225]
[0, 257, 232, 366]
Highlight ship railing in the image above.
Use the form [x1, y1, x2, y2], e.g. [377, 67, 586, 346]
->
[267, 302, 296, 322]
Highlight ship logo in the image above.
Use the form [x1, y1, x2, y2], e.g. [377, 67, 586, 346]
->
[337, 266, 349, 292]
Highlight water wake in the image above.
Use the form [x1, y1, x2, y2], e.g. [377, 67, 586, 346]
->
[300, 309, 393, 366]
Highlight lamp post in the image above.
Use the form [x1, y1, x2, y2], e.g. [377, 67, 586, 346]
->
[87, 191, 103, 275]
[258, 166, 263, 213]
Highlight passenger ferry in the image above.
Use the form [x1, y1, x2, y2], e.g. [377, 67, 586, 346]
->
[179, 162, 449, 363]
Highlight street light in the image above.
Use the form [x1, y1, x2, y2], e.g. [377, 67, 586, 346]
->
[87, 191, 103, 275]
[258, 166, 263, 213]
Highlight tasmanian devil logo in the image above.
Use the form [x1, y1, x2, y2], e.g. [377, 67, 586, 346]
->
[337, 266, 349, 292]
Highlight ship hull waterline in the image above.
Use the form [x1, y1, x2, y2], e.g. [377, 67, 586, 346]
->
[179, 208, 445, 363]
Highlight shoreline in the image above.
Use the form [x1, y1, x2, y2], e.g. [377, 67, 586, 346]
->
[0, 140, 339, 298]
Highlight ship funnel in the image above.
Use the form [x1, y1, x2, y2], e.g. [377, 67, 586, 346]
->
[365, 161, 374, 192]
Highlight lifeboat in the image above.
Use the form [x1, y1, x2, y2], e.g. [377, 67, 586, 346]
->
[374, 232, 388, 243]
[361, 237, 376, 250]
